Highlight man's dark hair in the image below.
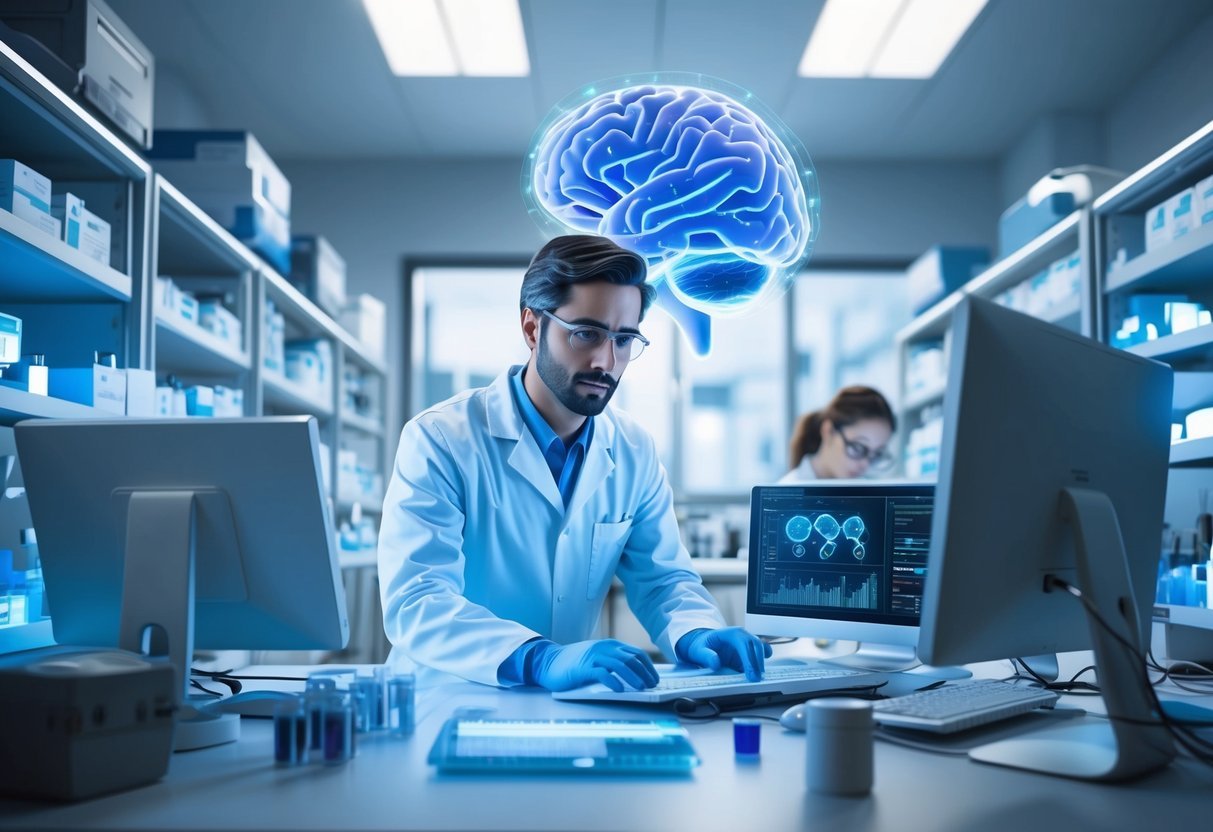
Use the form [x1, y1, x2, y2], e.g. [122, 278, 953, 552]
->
[519, 234, 655, 319]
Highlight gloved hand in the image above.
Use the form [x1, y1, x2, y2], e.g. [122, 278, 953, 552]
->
[677, 627, 772, 682]
[528, 639, 660, 692]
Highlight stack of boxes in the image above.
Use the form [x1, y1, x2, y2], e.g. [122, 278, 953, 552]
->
[154, 277, 244, 352]
[0, 160, 60, 239]
[1143, 173, 1213, 256]
[148, 131, 291, 274]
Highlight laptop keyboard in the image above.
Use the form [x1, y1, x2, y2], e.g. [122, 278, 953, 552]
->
[653, 665, 866, 692]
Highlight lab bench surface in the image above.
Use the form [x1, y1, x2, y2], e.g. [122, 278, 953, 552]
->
[1, 651, 1210, 832]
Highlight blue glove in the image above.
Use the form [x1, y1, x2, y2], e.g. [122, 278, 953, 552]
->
[677, 627, 772, 682]
[527, 639, 660, 692]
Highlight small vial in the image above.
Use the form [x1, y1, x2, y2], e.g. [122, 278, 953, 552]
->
[387, 673, 415, 736]
[305, 677, 337, 750]
[321, 694, 355, 765]
[273, 697, 309, 766]
[805, 698, 874, 796]
[733, 717, 761, 756]
[352, 676, 383, 731]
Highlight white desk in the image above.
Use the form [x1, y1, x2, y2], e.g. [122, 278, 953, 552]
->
[1, 653, 1210, 832]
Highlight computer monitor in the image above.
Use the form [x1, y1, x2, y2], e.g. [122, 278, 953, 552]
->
[13, 416, 349, 749]
[919, 296, 1174, 782]
[745, 482, 953, 674]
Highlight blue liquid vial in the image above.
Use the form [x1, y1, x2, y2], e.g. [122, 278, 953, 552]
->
[321, 694, 355, 765]
[352, 676, 383, 731]
[733, 717, 761, 756]
[305, 677, 337, 750]
[273, 697, 310, 765]
[387, 674, 415, 736]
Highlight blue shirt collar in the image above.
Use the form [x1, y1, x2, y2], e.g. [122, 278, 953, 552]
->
[509, 366, 593, 456]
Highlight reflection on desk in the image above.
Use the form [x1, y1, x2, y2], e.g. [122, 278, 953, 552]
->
[0, 652, 1210, 832]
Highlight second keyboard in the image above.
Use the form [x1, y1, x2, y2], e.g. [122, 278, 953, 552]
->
[872, 679, 1059, 734]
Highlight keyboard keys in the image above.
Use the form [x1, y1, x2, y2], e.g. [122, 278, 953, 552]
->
[872, 679, 1058, 734]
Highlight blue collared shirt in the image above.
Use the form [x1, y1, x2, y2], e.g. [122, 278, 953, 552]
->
[509, 367, 593, 509]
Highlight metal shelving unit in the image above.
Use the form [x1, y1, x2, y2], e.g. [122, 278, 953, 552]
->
[1096, 119, 1213, 468]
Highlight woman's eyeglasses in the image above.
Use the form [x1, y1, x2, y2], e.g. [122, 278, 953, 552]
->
[837, 425, 894, 470]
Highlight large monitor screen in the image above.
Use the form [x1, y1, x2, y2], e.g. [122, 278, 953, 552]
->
[746, 483, 933, 653]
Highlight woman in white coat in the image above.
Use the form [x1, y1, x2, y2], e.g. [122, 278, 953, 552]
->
[378, 235, 770, 691]
[780, 386, 896, 483]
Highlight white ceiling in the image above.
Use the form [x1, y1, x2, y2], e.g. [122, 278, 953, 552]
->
[106, 0, 1211, 162]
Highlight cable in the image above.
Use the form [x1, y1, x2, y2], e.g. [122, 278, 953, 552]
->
[1044, 575, 1213, 766]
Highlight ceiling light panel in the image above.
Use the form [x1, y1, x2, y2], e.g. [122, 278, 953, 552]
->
[363, 0, 456, 76]
[798, 0, 902, 78]
[443, 0, 530, 77]
[869, 0, 988, 79]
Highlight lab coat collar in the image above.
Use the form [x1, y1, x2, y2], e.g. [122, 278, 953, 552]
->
[487, 366, 616, 517]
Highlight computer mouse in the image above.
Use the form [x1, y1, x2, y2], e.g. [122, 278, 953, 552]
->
[780, 702, 808, 732]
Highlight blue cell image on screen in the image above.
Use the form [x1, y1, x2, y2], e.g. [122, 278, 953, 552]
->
[523, 73, 820, 356]
[842, 515, 867, 560]
[785, 515, 812, 543]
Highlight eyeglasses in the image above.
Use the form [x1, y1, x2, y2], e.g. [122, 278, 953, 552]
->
[837, 425, 894, 470]
[542, 310, 651, 361]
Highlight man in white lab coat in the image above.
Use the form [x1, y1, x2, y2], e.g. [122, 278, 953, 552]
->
[378, 234, 771, 690]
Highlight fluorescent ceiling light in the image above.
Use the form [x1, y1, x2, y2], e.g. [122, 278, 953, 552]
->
[799, 0, 902, 78]
[444, 0, 530, 77]
[871, 0, 988, 78]
[363, 0, 529, 77]
[798, 0, 987, 79]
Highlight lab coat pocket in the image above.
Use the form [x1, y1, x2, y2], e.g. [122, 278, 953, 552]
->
[587, 520, 632, 600]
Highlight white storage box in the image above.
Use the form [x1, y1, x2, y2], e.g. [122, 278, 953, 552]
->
[340, 294, 386, 360]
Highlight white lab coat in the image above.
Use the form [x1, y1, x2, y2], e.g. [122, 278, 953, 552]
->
[778, 455, 820, 484]
[378, 366, 726, 687]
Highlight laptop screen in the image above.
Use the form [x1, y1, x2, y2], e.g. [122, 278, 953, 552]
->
[746, 483, 935, 632]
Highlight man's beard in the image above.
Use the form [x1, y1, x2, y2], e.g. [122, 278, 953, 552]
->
[536, 336, 618, 417]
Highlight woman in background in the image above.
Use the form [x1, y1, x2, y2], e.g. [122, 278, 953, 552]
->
[781, 386, 896, 482]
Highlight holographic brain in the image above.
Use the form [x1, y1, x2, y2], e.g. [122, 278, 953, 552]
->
[524, 74, 819, 355]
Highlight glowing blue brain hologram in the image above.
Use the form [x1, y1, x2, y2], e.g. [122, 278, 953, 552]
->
[785, 515, 812, 543]
[524, 73, 820, 355]
[842, 515, 867, 561]
[813, 513, 841, 560]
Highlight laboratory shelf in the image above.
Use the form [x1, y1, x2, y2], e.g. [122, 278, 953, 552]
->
[896, 291, 963, 345]
[154, 314, 251, 376]
[0, 42, 151, 181]
[1169, 436, 1213, 468]
[154, 178, 259, 276]
[337, 495, 384, 515]
[0, 386, 121, 424]
[902, 380, 947, 413]
[337, 551, 378, 570]
[1125, 324, 1213, 365]
[1104, 222, 1213, 296]
[1042, 294, 1082, 328]
[965, 212, 1083, 300]
[0, 208, 131, 302]
[1173, 372, 1213, 415]
[263, 270, 389, 376]
[1094, 119, 1213, 216]
[340, 409, 384, 437]
[262, 370, 334, 418]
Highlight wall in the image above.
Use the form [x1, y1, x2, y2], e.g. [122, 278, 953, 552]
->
[283, 157, 1000, 437]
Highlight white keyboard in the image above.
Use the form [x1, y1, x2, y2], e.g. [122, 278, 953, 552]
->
[652, 665, 861, 692]
[872, 680, 1059, 734]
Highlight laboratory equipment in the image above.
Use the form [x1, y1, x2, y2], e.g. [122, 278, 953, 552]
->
[0, 647, 175, 800]
[918, 296, 1173, 781]
[289, 235, 347, 318]
[14, 416, 349, 752]
[427, 718, 700, 774]
[805, 698, 873, 796]
[0, 0, 155, 148]
[745, 482, 954, 675]
[387, 673, 415, 736]
[871, 680, 1059, 733]
[321, 692, 355, 764]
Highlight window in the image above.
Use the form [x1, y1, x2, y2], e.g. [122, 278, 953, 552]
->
[407, 265, 908, 494]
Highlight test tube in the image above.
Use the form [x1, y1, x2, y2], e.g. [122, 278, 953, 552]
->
[305, 677, 337, 750]
[321, 693, 355, 765]
[387, 673, 415, 736]
[273, 696, 309, 766]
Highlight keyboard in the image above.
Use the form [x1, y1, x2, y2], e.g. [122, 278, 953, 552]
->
[552, 663, 888, 704]
[872, 679, 1059, 734]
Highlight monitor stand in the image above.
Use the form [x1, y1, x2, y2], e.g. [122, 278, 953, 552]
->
[117, 490, 241, 752]
[819, 643, 972, 679]
[968, 488, 1176, 782]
